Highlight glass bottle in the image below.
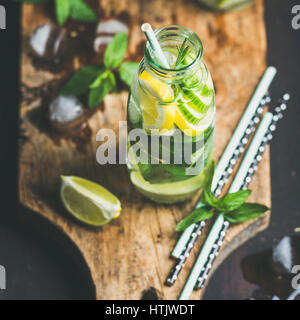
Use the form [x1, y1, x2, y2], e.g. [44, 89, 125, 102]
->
[197, 0, 255, 11]
[127, 25, 215, 204]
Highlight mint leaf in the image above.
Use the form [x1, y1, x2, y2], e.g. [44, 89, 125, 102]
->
[201, 189, 218, 208]
[107, 71, 117, 92]
[104, 32, 128, 69]
[55, 0, 70, 26]
[176, 208, 214, 232]
[90, 70, 109, 89]
[215, 190, 251, 212]
[60, 66, 104, 96]
[119, 62, 139, 86]
[69, 0, 97, 22]
[88, 72, 115, 109]
[224, 203, 269, 223]
[19, 0, 49, 3]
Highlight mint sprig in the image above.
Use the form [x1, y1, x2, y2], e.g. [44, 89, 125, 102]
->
[176, 161, 269, 232]
[21, 0, 97, 25]
[60, 32, 139, 109]
[175, 38, 190, 69]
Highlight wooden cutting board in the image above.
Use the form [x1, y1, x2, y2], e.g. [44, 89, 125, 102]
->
[19, 0, 270, 300]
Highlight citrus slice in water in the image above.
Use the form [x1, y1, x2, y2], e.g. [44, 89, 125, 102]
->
[60, 176, 121, 226]
[139, 70, 174, 101]
[138, 71, 176, 131]
[130, 169, 207, 204]
[142, 103, 176, 131]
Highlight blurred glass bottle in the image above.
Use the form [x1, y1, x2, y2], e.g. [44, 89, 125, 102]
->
[197, 0, 255, 11]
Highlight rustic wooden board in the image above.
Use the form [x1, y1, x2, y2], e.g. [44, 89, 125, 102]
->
[19, 0, 270, 300]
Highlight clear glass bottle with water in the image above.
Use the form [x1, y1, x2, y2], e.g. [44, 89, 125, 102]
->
[127, 25, 215, 204]
[197, 0, 255, 11]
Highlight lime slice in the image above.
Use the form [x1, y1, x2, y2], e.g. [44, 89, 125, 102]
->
[60, 176, 121, 226]
[130, 168, 208, 204]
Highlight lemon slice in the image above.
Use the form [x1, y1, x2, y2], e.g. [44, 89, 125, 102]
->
[60, 176, 121, 226]
[138, 71, 176, 131]
[139, 70, 174, 101]
[142, 103, 176, 131]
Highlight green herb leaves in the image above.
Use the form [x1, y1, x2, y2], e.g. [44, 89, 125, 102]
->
[175, 38, 190, 69]
[224, 203, 269, 223]
[176, 161, 269, 231]
[213, 190, 251, 212]
[88, 70, 116, 108]
[104, 32, 128, 69]
[119, 62, 139, 86]
[61, 33, 138, 109]
[60, 65, 104, 96]
[176, 208, 214, 232]
[55, 0, 70, 26]
[22, 0, 97, 25]
[69, 0, 97, 23]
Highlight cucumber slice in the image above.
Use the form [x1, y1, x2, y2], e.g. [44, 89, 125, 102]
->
[182, 86, 214, 114]
[177, 100, 203, 125]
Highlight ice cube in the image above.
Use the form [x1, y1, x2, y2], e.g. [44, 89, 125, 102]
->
[30, 24, 52, 57]
[30, 23, 69, 64]
[94, 19, 129, 54]
[49, 95, 84, 124]
[271, 236, 298, 274]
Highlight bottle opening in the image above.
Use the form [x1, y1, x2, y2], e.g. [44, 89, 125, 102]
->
[144, 25, 203, 75]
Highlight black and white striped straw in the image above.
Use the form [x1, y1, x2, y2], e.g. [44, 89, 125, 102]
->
[165, 93, 271, 286]
[170, 67, 277, 266]
[194, 93, 290, 290]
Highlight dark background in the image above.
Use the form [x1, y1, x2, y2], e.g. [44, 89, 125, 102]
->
[0, 0, 299, 300]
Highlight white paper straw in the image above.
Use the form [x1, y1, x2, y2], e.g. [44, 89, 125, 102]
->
[212, 67, 276, 188]
[179, 215, 225, 300]
[230, 112, 273, 192]
[171, 66, 277, 259]
[141, 23, 170, 69]
[178, 112, 274, 300]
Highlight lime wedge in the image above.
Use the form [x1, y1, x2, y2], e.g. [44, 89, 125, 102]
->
[60, 176, 121, 226]
[130, 170, 208, 204]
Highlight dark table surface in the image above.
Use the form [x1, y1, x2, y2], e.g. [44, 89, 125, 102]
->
[0, 0, 299, 300]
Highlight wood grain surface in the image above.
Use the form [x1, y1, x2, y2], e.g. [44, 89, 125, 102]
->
[19, 0, 270, 300]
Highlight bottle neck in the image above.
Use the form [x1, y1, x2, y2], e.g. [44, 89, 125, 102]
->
[143, 25, 203, 82]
